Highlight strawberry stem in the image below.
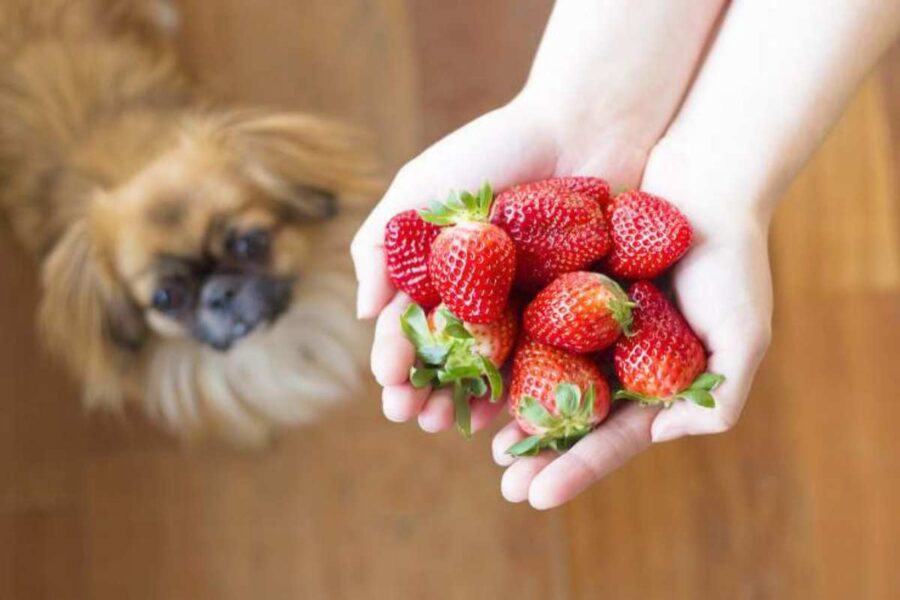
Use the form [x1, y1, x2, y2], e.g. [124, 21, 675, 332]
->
[507, 383, 598, 457]
[598, 274, 636, 336]
[400, 302, 505, 438]
[419, 182, 495, 226]
[452, 380, 472, 438]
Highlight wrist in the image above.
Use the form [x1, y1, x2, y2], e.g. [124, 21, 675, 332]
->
[517, 0, 728, 165]
[641, 134, 777, 236]
[515, 76, 671, 154]
[508, 88, 657, 189]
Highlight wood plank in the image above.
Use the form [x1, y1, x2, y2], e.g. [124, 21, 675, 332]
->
[81, 1, 566, 598]
[0, 218, 88, 599]
[1, 3, 898, 599]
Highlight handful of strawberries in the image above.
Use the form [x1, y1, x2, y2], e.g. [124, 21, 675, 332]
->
[383, 177, 724, 455]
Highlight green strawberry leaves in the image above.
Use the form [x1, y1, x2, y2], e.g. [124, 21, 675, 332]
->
[409, 367, 437, 388]
[452, 380, 473, 438]
[506, 435, 544, 457]
[677, 371, 726, 408]
[692, 372, 726, 391]
[480, 356, 504, 402]
[613, 371, 726, 409]
[506, 383, 599, 457]
[400, 302, 505, 438]
[419, 182, 494, 226]
[555, 384, 579, 416]
[519, 396, 556, 429]
[600, 274, 637, 337]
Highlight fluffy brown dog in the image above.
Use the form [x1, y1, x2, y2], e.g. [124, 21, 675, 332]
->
[0, 0, 376, 443]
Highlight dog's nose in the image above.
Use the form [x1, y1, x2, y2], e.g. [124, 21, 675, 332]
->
[201, 274, 243, 311]
[193, 273, 292, 351]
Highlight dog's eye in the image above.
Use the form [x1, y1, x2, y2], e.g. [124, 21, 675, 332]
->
[227, 229, 270, 263]
[151, 279, 189, 313]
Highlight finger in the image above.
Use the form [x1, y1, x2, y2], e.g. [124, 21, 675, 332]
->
[355, 248, 393, 320]
[492, 420, 527, 466]
[353, 106, 555, 319]
[526, 403, 656, 510]
[352, 200, 403, 319]
[650, 323, 766, 441]
[371, 293, 415, 386]
[382, 384, 430, 423]
[417, 388, 455, 433]
[501, 453, 556, 503]
[470, 397, 507, 433]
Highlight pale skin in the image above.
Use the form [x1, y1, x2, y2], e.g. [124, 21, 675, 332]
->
[351, 0, 900, 509]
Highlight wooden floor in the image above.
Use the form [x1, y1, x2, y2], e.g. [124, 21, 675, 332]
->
[2, 1, 898, 598]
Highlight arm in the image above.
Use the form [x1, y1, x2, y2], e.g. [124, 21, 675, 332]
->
[647, 0, 900, 441]
[496, 0, 900, 508]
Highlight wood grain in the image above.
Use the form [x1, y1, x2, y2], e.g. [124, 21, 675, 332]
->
[1, 1, 897, 599]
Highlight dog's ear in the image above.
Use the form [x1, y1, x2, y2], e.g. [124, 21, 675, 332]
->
[39, 219, 146, 408]
[191, 110, 380, 219]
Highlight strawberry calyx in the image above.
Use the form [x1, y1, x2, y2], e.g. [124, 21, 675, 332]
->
[613, 372, 725, 408]
[400, 303, 503, 437]
[600, 274, 636, 337]
[506, 383, 599, 457]
[419, 182, 494, 226]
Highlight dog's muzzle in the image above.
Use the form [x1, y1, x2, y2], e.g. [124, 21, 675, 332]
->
[192, 272, 292, 351]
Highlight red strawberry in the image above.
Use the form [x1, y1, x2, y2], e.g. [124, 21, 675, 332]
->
[491, 179, 611, 290]
[422, 184, 515, 323]
[430, 304, 519, 367]
[523, 271, 634, 354]
[506, 339, 611, 456]
[547, 176, 612, 209]
[384, 210, 442, 307]
[614, 281, 724, 407]
[518, 176, 612, 209]
[605, 190, 692, 279]
[401, 303, 518, 436]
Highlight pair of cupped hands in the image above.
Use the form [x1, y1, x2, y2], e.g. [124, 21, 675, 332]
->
[350, 90, 773, 509]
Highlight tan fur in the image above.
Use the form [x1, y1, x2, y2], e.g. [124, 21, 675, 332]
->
[0, 0, 377, 444]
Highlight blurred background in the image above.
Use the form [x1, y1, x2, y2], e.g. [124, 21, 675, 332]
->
[1, 1, 898, 598]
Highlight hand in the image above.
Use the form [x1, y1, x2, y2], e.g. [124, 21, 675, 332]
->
[351, 97, 650, 433]
[351, 95, 773, 508]
[352, 0, 812, 508]
[485, 0, 899, 507]
[492, 136, 773, 508]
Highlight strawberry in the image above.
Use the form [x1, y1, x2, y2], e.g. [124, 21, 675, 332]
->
[514, 176, 612, 209]
[421, 183, 516, 323]
[605, 190, 692, 279]
[546, 176, 612, 210]
[384, 210, 442, 307]
[491, 179, 611, 290]
[523, 271, 634, 354]
[613, 281, 724, 407]
[401, 302, 518, 436]
[506, 339, 611, 456]
[433, 303, 519, 368]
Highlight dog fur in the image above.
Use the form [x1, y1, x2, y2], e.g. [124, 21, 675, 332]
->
[0, 0, 376, 444]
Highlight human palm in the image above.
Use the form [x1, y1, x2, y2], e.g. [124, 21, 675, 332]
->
[351, 99, 773, 508]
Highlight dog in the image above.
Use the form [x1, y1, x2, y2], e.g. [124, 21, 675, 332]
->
[0, 0, 376, 444]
